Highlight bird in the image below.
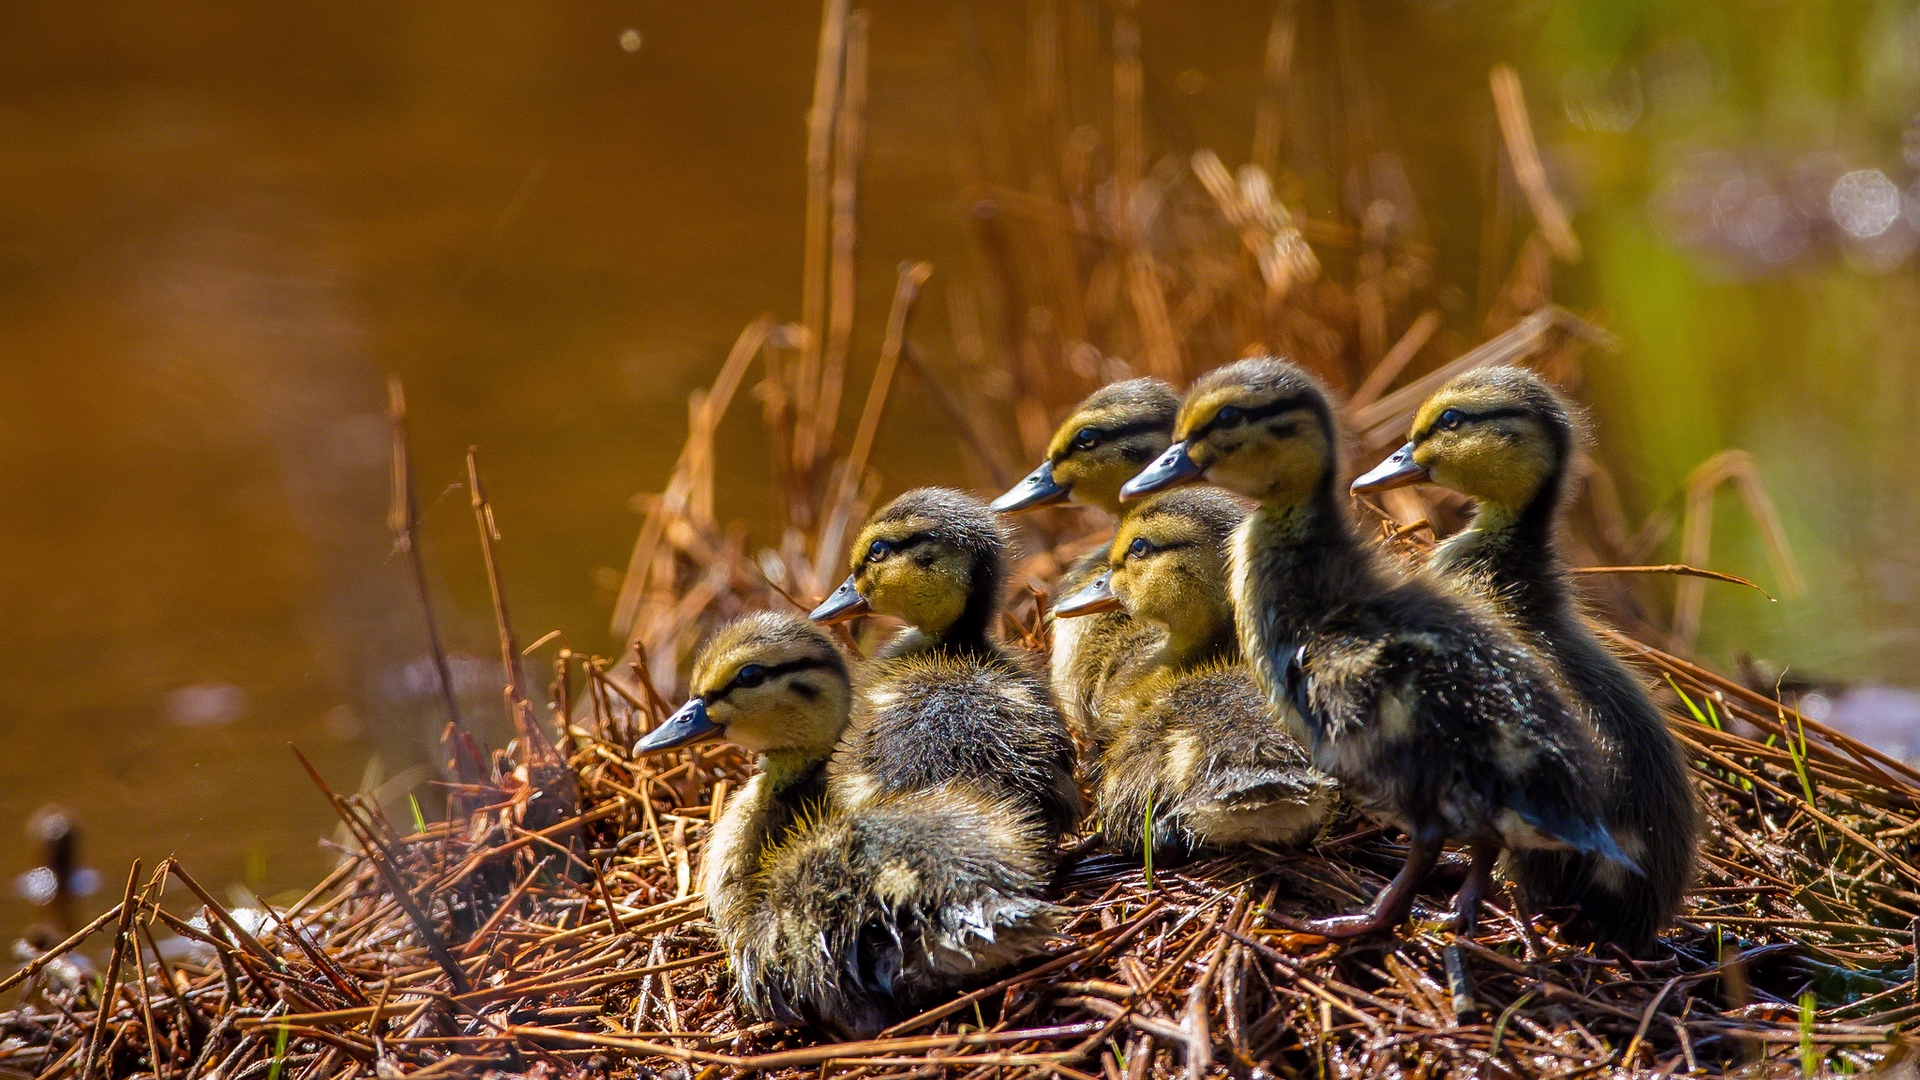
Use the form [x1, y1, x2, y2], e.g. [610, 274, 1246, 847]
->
[992, 378, 1180, 747]
[1054, 487, 1336, 863]
[1352, 365, 1697, 952]
[1120, 356, 1640, 939]
[635, 611, 1062, 1038]
[811, 487, 1084, 837]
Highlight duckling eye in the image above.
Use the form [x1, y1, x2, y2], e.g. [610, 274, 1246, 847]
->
[1438, 408, 1465, 430]
[1215, 405, 1244, 427]
[1072, 426, 1102, 450]
[734, 664, 766, 689]
[866, 539, 891, 562]
[1126, 537, 1153, 559]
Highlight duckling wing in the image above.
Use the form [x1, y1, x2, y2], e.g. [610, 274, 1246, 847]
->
[1504, 789, 1644, 876]
[761, 785, 1063, 1038]
[1099, 664, 1335, 855]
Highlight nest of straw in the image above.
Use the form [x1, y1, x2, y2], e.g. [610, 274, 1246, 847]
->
[5, 5, 1916, 1077]
[1, 612, 1913, 1080]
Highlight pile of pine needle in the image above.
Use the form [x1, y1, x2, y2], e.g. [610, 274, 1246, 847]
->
[3, 3, 1916, 1077]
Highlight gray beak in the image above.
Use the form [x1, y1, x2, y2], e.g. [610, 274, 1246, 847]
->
[1351, 441, 1430, 495]
[635, 697, 721, 754]
[990, 460, 1070, 513]
[1055, 571, 1123, 618]
[809, 574, 871, 624]
[1120, 442, 1203, 501]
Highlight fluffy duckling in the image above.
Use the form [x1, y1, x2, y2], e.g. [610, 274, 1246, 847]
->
[1121, 357, 1638, 938]
[1352, 366, 1697, 952]
[1056, 488, 1335, 862]
[636, 612, 1062, 1038]
[992, 378, 1180, 744]
[811, 488, 1083, 836]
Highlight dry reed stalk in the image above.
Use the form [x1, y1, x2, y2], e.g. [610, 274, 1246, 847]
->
[1489, 64, 1581, 262]
[794, 0, 853, 478]
[1250, 1, 1296, 182]
[611, 315, 773, 642]
[813, 8, 869, 462]
[387, 376, 479, 784]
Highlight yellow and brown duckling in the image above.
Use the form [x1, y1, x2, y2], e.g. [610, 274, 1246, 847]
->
[811, 487, 1083, 837]
[1122, 357, 1639, 938]
[991, 378, 1180, 745]
[1056, 487, 1335, 863]
[636, 612, 1062, 1038]
[1353, 366, 1697, 952]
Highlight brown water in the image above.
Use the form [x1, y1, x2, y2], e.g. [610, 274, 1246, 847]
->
[3, 1, 1917, 942]
[0, 0, 980, 937]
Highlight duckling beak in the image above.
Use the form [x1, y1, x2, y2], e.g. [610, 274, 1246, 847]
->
[635, 697, 721, 754]
[1119, 441, 1201, 502]
[1054, 571, 1123, 618]
[809, 574, 871, 625]
[1351, 441, 1429, 495]
[990, 460, 1070, 513]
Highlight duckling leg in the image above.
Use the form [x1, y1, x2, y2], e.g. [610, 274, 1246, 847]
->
[1451, 841, 1499, 938]
[1303, 822, 1444, 939]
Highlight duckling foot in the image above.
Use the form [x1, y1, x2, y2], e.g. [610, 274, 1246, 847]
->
[1297, 825, 1443, 940]
[1449, 841, 1499, 939]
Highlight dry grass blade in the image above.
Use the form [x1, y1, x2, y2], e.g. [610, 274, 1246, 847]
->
[1572, 562, 1774, 599]
[1490, 64, 1581, 262]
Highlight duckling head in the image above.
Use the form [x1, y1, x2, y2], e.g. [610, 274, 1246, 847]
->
[811, 487, 1008, 647]
[992, 378, 1178, 516]
[1121, 358, 1340, 508]
[636, 612, 850, 762]
[1061, 489, 1242, 653]
[1351, 366, 1578, 517]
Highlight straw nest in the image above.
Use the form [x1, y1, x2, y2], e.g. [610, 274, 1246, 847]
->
[3, 4, 1915, 1077]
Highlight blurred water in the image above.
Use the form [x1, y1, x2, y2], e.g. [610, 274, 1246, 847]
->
[1, 0, 1916, 943]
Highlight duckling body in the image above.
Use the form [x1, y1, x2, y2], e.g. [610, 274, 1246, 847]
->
[813, 488, 1083, 837]
[639, 612, 1061, 1038]
[1058, 489, 1334, 861]
[1123, 358, 1637, 937]
[1354, 366, 1697, 952]
[992, 379, 1178, 746]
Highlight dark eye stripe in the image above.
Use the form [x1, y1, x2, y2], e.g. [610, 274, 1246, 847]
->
[859, 532, 935, 570]
[705, 657, 837, 704]
[1412, 406, 1532, 444]
[1053, 418, 1168, 462]
[878, 532, 935, 554]
[1190, 393, 1314, 440]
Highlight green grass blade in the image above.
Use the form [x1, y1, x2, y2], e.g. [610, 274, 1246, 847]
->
[1142, 794, 1155, 893]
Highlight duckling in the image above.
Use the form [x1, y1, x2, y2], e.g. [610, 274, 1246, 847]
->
[1120, 357, 1639, 938]
[635, 612, 1062, 1038]
[810, 487, 1083, 836]
[1352, 366, 1697, 952]
[991, 379, 1179, 746]
[1055, 487, 1336, 863]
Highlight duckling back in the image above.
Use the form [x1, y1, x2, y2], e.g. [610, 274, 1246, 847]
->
[834, 650, 1083, 837]
[1093, 660, 1335, 861]
[754, 784, 1063, 1038]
